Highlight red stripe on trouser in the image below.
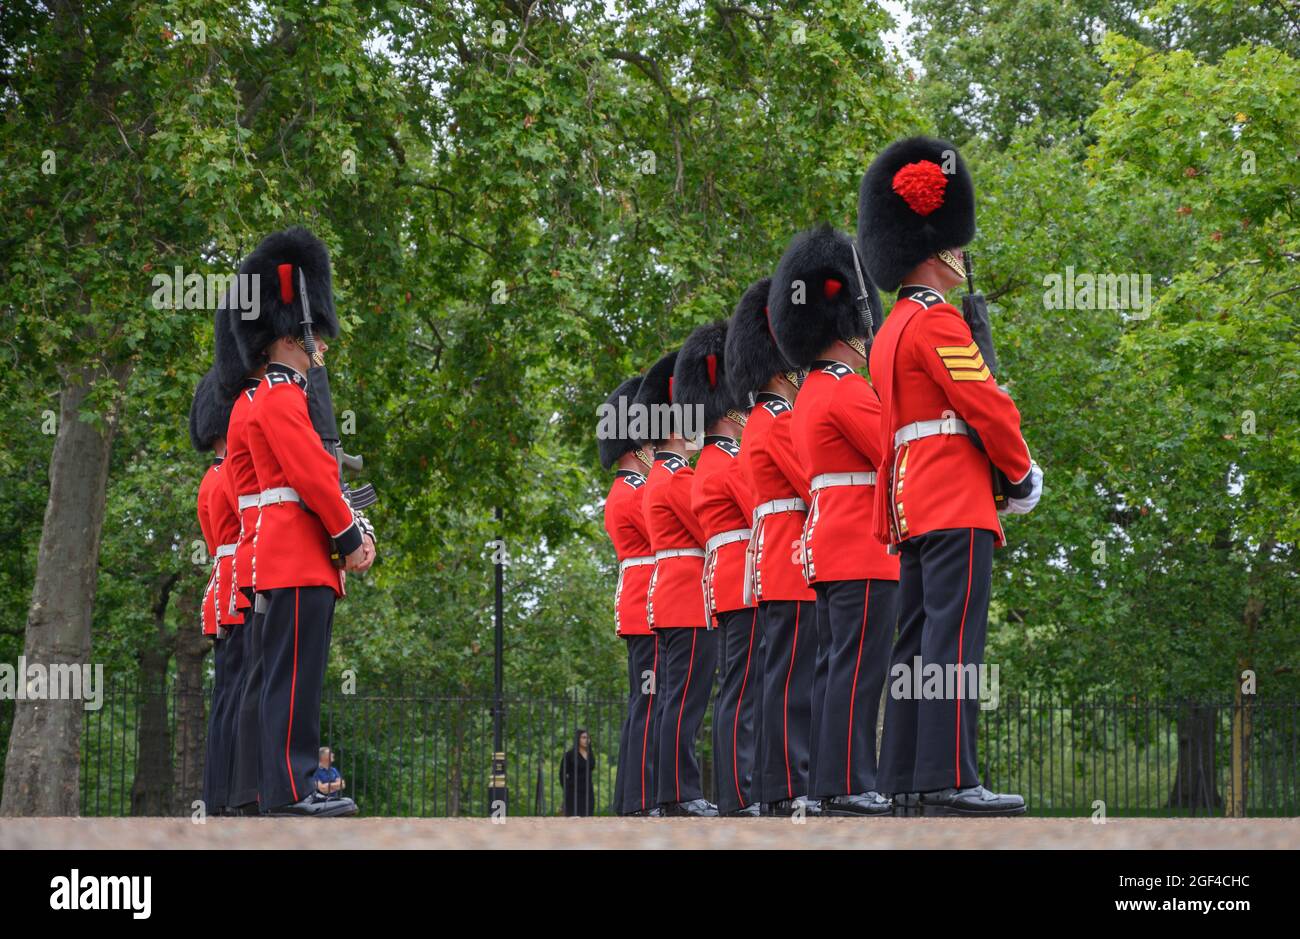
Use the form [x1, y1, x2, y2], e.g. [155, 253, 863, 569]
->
[732, 608, 757, 807]
[285, 588, 300, 802]
[673, 629, 699, 802]
[782, 604, 801, 799]
[846, 582, 870, 793]
[639, 636, 658, 810]
[955, 531, 975, 787]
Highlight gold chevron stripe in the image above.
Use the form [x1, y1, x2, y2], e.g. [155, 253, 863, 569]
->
[935, 342, 979, 357]
[948, 366, 991, 382]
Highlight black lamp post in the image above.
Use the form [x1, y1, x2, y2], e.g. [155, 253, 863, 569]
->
[488, 505, 508, 814]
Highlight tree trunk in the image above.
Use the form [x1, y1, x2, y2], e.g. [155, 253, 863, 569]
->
[171, 586, 210, 816]
[130, 649, 172, 816]
[1167, 702, 1222, 814]
[1, 363, 128, 816]
[1228, 567, 1267, 818]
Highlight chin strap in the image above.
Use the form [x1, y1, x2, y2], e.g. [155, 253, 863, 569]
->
[725, 408, 749, 428]
[938, 249, 966, 281]
[845, 336, 868, 359]
[635, 447, 653, 468]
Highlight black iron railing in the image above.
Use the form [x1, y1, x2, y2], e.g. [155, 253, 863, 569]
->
[3, 680, 1295, 817]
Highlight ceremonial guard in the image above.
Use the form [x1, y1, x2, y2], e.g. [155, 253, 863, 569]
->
[675, 322, 760, 817]
[599, 375, 660, 817]
[214, 297, 266, 814]
[727, 278, 819, 816]
[231, 227, 375, 817]
[769, 225, 897, 816]
[635, 350, 718, 817]
[190, 368, 242, 814]
[859, 137, 1042, 815]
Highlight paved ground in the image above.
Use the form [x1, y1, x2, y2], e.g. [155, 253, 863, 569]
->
[1, 816, 1296, 850]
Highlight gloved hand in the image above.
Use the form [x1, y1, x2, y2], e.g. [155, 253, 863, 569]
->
[1000, 462, 1042, 515]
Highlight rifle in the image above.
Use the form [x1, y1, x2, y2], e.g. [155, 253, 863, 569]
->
[958, 252, 1010, 509]
[297, 269, 378, 566]
[849, 240, 880, 341]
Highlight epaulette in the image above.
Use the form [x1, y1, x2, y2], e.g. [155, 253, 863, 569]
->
[621, 473, 646, 490]
[820, 362, 854, 380]
[761, 399, 790, 418]
[662, 455, 688, 473]
[904, 288, 945, 309]
[713, 439, 740, 457]
[265, 371, 308, 391]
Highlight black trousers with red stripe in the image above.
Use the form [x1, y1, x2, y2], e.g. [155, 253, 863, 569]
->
[878, 528, 993, 794]
[202, 635, 231, 811]
[811, 579, 899, 799]
[228, 591, 264, 809]
[617, 634, 659, 814]
[654, 626, 717, 806]
[216, 619, 247, 807]
[756, 599, 817, 802]
[258, 585, 336, 809]
[712, 607, 762, 814]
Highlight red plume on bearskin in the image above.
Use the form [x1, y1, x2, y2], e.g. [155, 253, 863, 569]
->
[890, 160, 949, 217]
[858, 136, 975, 291]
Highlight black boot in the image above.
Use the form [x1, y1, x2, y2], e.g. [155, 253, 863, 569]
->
[821, 791, 892, 817]
[723, 802, 761, 817]
[662, 798, 719, 817]
[764, 796, 822, 817]
[919, 786, 1026, 817]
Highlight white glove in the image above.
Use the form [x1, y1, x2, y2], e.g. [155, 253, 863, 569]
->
[1000, 461, 1042, 516]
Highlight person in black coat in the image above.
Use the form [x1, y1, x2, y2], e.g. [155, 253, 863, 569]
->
[560, 729, 597, 816]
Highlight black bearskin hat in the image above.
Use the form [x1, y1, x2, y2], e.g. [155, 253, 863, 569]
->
[632, 349, 681, 445]
[212, 299, 246, 397]
[188, 367, 234, 452]
[230, 226, 338, 369]
[857, 136, 975, 291]
[768, 225, 882, 369]
[673, 320, 741, 431]
[597, 374, 644, 470]
[725, 277, 794, 404]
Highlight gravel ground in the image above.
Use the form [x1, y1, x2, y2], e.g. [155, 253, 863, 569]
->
[1, 816, 1296, 850]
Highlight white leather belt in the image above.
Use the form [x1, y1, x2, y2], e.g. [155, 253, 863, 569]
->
[752, 497, 807, 522]
[810, 471, 876, 491]
[214, 543, 237, 559]
[619, 555, 656, 573]
[894, 416, 970, 447]
[258, 486, 301, 507]
[705, 528, 751, 554]
[655, 548, 705, 561]
[237, 493, 260, 512]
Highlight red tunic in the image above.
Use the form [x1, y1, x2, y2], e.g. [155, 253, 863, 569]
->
[690, 436, 753, 618]
[246, 363, 362, 595]
[739, 394, 814, 602]
[208, 462, 244, 627]
[603, 470, 653, 637]
[223, 378, 261, 611]
[790, 362, 899, 583]
[869, 287, 1032, 547]
[197, 464, 221, 637]
[643, 452, 708, 629]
